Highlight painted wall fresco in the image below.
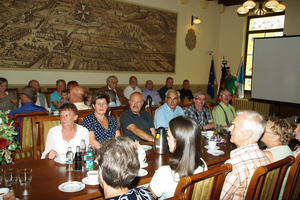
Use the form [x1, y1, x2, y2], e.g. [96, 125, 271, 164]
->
[0, 0, 177, 72]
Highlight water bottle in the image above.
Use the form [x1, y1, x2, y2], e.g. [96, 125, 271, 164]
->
[66, 147, 74, 172]
[86, 144, 94, 171]
[80, 139, 86, 170]
[74, 146, 82, 172]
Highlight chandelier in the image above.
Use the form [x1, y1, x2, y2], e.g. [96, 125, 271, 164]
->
[237, 0, 286, 16]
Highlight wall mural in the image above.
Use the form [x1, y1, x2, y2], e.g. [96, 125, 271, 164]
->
[0, 0, 177, 72]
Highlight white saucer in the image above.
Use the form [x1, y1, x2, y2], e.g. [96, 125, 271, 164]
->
[82, 177, 99, 186]
[204, 145, 220, 150]
[207, 149, 225, 156]
[141, 145, 152, 151]
[138, 169, 148, 177]
[141, 162, 148, 168]
[54, 157, 66, 164]
[58, 181, 85, 192]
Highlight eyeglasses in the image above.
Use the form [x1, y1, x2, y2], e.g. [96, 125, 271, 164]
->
[167, 97, 178, 101]
[130, 100, 143, 104]
[264, 131, 277, 135]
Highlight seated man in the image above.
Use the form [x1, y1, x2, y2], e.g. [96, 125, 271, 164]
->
[97, 137, 155, 200]
[220, 110, 271, 200]
[123, 76, 142, 99]
[158, 77, 173, 102]
[178, 79, 193, 102]
[154, 89, 184, 129]
[27, 80, 48, 108]
[99, 75, 128, 106]
[183, 91, 214, 130]
[68, 86, 91, 110]
[121, 92, 155, 142]
[67, 80, 79, 91]
[142, 80, 161, 105]
[10, 86, 47, 133]
[50, 79, 66, 110]
[212, 89, 235, 127]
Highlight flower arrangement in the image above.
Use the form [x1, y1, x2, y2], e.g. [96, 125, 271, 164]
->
[0, 111, 20, 165]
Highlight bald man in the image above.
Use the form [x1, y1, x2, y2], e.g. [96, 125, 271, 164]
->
[68, 86, 91, 110]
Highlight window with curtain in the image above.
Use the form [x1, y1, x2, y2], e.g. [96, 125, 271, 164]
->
[244, 14, 285, 91]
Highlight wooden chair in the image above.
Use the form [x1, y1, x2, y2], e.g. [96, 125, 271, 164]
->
[12, 111, 49, 162]
[111, 109, 127, 136]
[78, 109, 94, 124]
[206, 103, 218, 113]
[89, 88, 100, 94]
[282, 153, 300, 200]
[106, 105, 129, 116]
[31, 115, 61, 160]
[146, 106, 159, 122]
[166, 163, 232, 200]
[245, 155, 295, 200]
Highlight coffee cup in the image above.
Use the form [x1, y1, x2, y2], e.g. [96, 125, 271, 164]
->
[207, 131, 214, 137]
[0, 188, 9, 200]
[138, 147, 146, 168]
[87, 171, 99, 184]
[58, 153, 66, 162]
[208, 141, 217, 150]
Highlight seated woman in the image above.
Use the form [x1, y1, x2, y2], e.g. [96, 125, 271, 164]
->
[148, 116, 207, 199]
[261, 117, 294, 162]
[97, 136, 154, 200]
[41, 103, 89, 159]
[261, 117, 294, 199]
[0, 77, 17, 111]
[81, 91, 120, 149]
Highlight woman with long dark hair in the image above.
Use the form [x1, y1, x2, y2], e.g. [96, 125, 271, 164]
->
[148, 116, 207, 199]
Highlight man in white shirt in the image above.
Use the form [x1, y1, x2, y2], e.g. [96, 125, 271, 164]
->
[68, 86, 91, 110]
[123, 76, 142, 99]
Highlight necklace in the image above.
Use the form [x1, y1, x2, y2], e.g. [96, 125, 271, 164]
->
[97, 116, 107, 124]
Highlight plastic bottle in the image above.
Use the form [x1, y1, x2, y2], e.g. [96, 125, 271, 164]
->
[74, 146, 82, 172]
[86, 144, 93, 171]
[80, 139, 86, 170]
[66, 147, 74, 172]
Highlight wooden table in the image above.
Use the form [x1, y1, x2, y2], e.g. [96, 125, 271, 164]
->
[0, 134, 235, 200]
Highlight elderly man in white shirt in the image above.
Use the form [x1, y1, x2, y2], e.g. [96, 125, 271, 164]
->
[123, 76, 142, 99]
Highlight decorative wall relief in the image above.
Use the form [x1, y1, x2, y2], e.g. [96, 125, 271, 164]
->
[185, 28, 196, 51]
[0, 0, 177, 72]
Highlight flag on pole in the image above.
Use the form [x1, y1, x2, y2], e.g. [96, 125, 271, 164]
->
[236, 61, 244, 99]
[207, 59, 215, 99]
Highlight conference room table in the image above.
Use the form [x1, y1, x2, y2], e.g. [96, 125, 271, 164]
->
[0, 132, 235, 200]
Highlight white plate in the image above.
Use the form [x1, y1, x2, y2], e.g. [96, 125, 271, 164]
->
[204, 145, 220, 150]
[82, 177, 99, 186]
[141, 145, 152, 151]
[137, 169, 148, 177]
[207, 149, 225, 156]
[54, 157, 66, 164]
[141, 162, 148, 168]
[58, 181, 85, 193]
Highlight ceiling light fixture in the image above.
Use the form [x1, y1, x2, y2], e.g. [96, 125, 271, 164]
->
[237, 0, 285, 16]
[191, 15, 201, 26]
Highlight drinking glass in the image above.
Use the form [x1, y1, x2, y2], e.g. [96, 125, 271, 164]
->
[19, 168, 32, 186]
[4, 169, 19, 187]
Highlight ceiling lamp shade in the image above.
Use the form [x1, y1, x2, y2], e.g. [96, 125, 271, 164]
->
[265, 0, 279, 9]
[237, 0, 286, 16]
[237, 6, 249, 14]
[273, 4, 286, 12]
[243, 1, 256, 9]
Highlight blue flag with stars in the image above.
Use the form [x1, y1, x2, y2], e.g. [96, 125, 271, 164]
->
[207, 59, 215, 99]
